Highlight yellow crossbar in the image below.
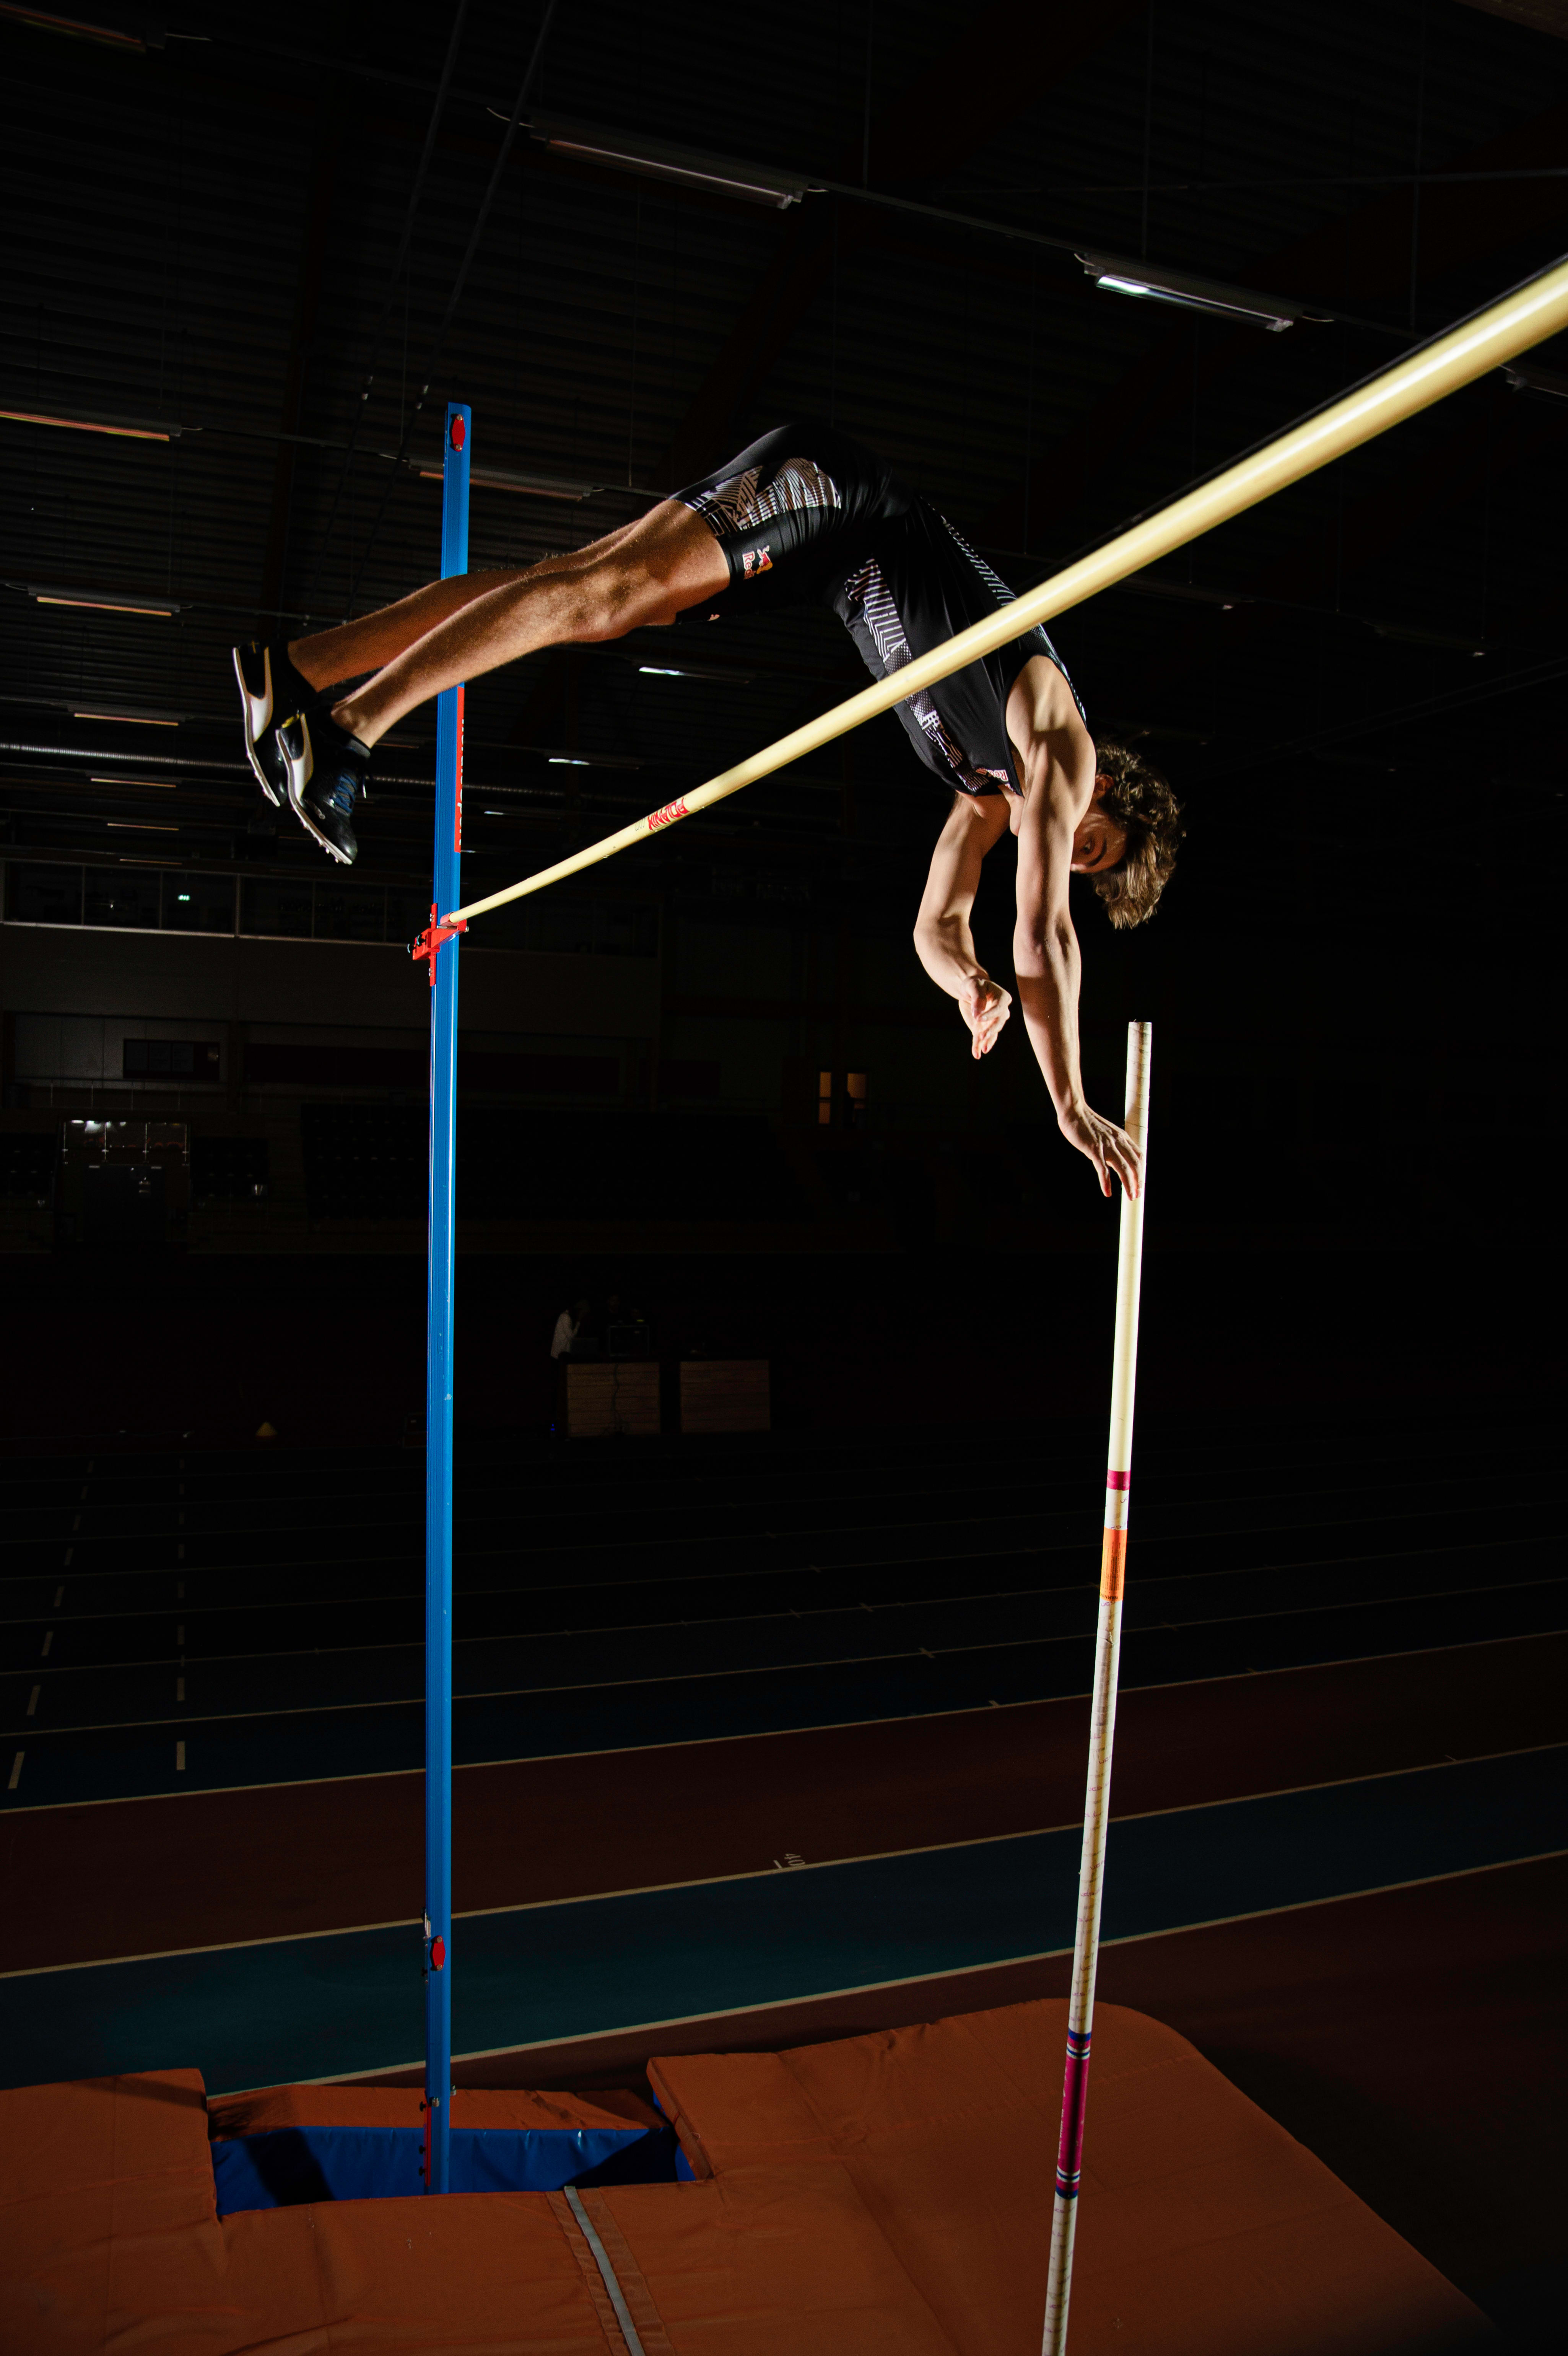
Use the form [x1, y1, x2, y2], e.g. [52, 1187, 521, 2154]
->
[445, 254, 1568, 929]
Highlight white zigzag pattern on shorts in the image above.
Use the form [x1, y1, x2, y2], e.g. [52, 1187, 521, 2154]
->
[688, 457, 843, 534]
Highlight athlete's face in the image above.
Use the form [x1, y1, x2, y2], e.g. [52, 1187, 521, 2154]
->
[1069, 777, 1127, 875]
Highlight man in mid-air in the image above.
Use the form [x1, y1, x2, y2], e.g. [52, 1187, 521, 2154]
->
[233, 425, 1181, 1199]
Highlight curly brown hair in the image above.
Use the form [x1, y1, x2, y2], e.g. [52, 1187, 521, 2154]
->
[1088, 738, 1184, 928]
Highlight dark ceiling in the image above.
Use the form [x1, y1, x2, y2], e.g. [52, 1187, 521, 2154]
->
[1, 0, 1565, 933]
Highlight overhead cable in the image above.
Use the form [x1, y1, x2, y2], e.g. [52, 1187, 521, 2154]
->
[305, 0, 473, 607]
[344, 0, 561, 611]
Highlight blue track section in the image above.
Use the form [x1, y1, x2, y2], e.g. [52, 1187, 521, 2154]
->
[4, 1570, 1559, 1809]
[5, 1747, 1560, 2094]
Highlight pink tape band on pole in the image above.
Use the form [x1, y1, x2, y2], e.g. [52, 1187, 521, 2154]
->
[1054, 2030, 1093, 2199]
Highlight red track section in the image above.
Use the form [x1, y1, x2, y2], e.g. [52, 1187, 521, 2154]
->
[7, 1632, 1562, 1974]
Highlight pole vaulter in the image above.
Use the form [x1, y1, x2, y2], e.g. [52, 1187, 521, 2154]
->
[224, 247, 1567, 2269]
[429, 249, 1568, 939]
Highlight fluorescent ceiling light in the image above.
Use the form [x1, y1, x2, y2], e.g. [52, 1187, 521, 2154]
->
[1077, 251, 1327, 333]
[1367, 621, 1486, 654]
[529, 114, 819, 210]
[0, 7, 150, 48]
[1, 403, 183, 439]
[548, 756, 592, 765]
[523, 746, 644, 769]
[28, 585, 180, 615]
[638, 659, 754, 684]
[75, 708, 181, 725]
[409, 456, 602, 500]
[1503, 361, 1568, 399]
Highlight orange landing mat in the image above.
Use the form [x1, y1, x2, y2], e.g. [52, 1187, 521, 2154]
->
[0, 1998, 1494, 2354]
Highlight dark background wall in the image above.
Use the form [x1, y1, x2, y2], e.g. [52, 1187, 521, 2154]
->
[0, 0, 1562, 1444]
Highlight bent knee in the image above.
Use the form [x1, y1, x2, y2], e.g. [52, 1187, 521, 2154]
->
[572, 555, 682, 641]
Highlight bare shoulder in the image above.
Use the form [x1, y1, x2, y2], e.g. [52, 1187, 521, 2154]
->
[1007, 656, 1092, 758]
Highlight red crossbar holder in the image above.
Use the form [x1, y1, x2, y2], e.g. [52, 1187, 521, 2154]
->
[410, 902, 466, 985]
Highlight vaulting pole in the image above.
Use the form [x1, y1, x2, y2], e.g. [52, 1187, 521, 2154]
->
[422, 398, 470, 2194]
[431, 251, 1568, 935]
[1041, 1020, 1151, 2353]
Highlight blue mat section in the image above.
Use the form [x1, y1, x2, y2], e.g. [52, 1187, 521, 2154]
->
[211, 2122, 677, 2213]
[3, 1747, 1561, 2094]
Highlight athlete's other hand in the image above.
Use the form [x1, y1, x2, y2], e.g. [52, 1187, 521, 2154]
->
[959, 972, 1011, 1060]
[1059, 1105, 1142, 1200]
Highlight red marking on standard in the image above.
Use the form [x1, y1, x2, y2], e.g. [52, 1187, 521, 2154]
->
[450, 416, 466, 451]
[1106, 1469, 1131, 1490]
[1100, 1527, 1127, 1602]
[431, 1935, 446, 1970]
[647, 797, 689, 832]
[411, 903, 466, 985]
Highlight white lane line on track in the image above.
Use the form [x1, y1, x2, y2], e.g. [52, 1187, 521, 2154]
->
[2, 1625, 1558, 1816]
[9, 1572, 1561, 1738]
[6, 1742, 1562, 1980]
[8, 1531, 1552, 1667]
[0, 1469, 1529, 1585]
[278, 1846, 1568, 2096]
[1, 1505, 1551, 1631]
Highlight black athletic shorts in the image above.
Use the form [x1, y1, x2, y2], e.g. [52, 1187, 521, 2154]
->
[672, 423, 1083, 798]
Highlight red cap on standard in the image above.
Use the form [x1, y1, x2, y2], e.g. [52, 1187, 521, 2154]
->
[450, 416, 465, 451]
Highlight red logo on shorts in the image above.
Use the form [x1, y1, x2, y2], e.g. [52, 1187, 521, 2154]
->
[647, 797, 688, 832]
[742, 546, 774, 578]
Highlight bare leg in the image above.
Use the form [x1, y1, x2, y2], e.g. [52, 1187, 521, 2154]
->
[326, 503, 728, 749]
[286, 516, 653, 690]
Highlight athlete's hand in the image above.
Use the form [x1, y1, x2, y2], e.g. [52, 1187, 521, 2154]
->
[959, 972, 1012, 1060]
[1059, 1105, 1142, 1199]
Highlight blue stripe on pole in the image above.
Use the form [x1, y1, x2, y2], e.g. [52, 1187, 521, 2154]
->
[425, 400, 470, 2192]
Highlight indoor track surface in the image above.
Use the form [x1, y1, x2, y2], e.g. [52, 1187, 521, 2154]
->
[3, 1408, 1563, 2331]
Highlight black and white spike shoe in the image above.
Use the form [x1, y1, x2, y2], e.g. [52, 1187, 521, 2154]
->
[275, 708, 369, 866]
[232, 641, 309, 809]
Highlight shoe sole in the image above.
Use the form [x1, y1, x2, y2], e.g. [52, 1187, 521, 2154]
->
[277, 713, 356, 865]
[298, 803, 355, 865]
[232, 644, 285, 808]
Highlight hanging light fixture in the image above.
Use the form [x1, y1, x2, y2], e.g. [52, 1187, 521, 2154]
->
[27, 585, 181, 615]
[2, 404, 185, 439]
[1077, 251, 1327, 334]
[403, 454, 604, 501]
[1503, 361, 1568, 399]
[527, 114, 820, 210]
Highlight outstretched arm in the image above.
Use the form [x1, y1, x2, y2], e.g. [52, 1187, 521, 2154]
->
[913, 792, 1013, 1058]
[1013, 726, 1142, 1200]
